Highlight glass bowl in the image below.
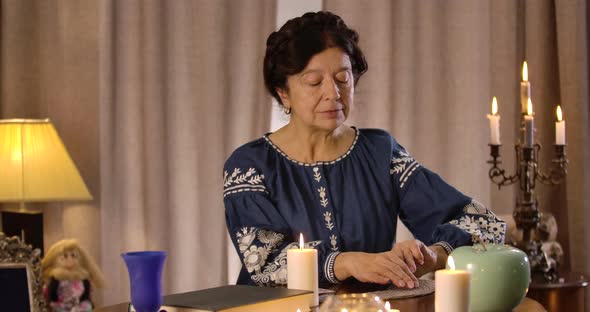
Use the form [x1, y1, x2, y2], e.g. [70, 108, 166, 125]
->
[319, 293, 388, 312]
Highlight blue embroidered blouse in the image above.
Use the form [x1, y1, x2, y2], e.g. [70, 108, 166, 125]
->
[223, 128, 505, 286]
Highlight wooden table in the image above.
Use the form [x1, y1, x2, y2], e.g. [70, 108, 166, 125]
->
[95, 282, 546, 312]
[527, 271, 589, 312]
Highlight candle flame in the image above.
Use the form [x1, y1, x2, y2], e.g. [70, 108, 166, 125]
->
[299, 233, 304, 250]
[557, 105, 563, 121]
[447, 255, 456, 270]
[527, 98, 533, 116]
[297, 309, 301, 312]
[522, 61, 528, 82]
[385, 302, 391, 309]
[492, 97, 498, 115]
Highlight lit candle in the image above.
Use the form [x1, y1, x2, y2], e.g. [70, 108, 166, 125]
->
[487, 97, 501, 145]
[524, 99, 535, 147]
[435, 256, 470, 312]
[520, 61, 531, 114]
[287, 233, 318, 307]
[384, 301, 400, 312]
[556, 105, 566, 145]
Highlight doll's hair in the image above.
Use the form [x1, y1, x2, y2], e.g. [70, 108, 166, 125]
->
[42, 239, 105, 288]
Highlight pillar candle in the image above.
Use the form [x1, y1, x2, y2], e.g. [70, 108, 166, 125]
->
[524, 99, 535, 147]
[384, 302, 400, 312]
[556, 105, 566, 145]
[487, 97, 501, 145]
[287, 234, 318, 307]
[435, 269, 470, 312]
[520, 61, 531, 114]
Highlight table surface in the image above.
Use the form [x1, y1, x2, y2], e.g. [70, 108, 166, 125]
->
[530, 271, 589, 289]
[95, 282, 547, 312]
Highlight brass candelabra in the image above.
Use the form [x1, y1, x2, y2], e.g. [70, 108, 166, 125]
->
[488, 133, 567, 277]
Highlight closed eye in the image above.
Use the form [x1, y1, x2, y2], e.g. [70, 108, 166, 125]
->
[335, 71, 350, 84]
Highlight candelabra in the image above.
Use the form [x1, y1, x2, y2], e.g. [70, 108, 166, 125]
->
[488, 136, 567, 277]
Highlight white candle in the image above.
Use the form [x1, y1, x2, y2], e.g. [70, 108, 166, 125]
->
[524, 99, 535, 147]
[384, 302, 400, 312]
[287, 233, 318, 307]
[435, 257, 470, 312]
[556, 105, 566, 145]
[487, 97, 501, 145]
[520, 61, 531, 114]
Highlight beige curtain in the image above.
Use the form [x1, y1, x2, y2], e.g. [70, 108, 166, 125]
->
[99, 0, 275, 305]
[325, 0, 589, 282]
[0, 0, 103, 301]
[1, 0, 276, 306]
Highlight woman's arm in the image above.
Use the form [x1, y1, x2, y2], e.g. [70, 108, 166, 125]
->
[390, 145, 505, 255]
[224, 164, 341, 286]
[333, 250, 420, 288]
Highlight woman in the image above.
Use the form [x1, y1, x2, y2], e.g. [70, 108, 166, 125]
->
[224, 11, 504, 288]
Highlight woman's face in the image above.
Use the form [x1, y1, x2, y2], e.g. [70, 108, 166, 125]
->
[278, 47, 354, 132]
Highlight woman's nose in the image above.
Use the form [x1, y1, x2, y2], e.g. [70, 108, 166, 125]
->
[322, 78, 340, 100]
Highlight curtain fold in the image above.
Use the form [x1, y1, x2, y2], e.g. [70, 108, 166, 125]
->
[99, 0, 275, 304]
[2, 0, 275, 306]
[324, 0, 590, 280]
[554, 0, 590, 277]
[1, 0, 103, 302]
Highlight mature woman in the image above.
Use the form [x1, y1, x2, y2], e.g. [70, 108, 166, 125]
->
[224, 11, 505, 288]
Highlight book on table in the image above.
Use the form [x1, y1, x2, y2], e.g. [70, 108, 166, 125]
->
[156, 285, 313, 312]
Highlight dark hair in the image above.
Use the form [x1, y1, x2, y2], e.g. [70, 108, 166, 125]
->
[263, 11, 368, 106]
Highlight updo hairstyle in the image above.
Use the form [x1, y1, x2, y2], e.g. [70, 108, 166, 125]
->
[263, 11, 368, 106]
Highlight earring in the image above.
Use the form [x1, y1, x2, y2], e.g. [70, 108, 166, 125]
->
[284, 107, 292, 115]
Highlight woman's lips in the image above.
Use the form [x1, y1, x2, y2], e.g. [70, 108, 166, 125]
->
[318, 109, 343, 118]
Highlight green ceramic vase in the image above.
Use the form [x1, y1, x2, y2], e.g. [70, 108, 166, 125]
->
[448, 244, 531, 312]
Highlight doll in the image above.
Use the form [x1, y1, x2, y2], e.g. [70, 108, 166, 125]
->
[41, 239, 105, 312]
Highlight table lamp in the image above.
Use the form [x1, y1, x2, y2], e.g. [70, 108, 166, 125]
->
[0, 119, 92, 251]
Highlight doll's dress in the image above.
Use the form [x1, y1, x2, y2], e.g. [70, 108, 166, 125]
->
[46, 280, 92, 312]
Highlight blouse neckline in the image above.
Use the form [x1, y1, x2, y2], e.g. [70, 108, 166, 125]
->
[263, 127, 360, 167]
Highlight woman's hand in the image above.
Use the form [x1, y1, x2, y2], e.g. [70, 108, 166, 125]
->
[391, 239, 429, 274]
[333, 251, 419, 288]
[391, 239, 448, 278]
[414, 244, 448, 278]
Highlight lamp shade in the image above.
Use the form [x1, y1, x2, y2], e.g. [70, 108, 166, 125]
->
[0, 119, 92, 202]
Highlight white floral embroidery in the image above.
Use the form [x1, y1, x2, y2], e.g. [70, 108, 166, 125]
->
[390, 151, 413, 174]
[223, 167, 266, 197]
[449, 200, 506, 244]
[390, 163, 406, 174]
[390, 150, 420, 189]
[313, 167, 321, 182]
[251, 242, 294, 285]
[323, 211, 334, 230]
[258, 230, 283, 247]
[236, 227, 257, 253]
[400, 163, 420, 188]
[236, 228, 325, 286]
[243, 245, 269, 273]
[330, 234, 339, 251]
[325, 252, 342, 284]
[463, 199, 487, 214]
[236, 228, 286, 274]
[318, 187, 328, 207]
[251, 240, 322, 286]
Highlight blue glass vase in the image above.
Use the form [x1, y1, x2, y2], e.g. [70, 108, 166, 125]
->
[121, 251, 167, 312]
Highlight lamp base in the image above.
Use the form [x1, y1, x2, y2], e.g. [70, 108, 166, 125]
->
[0, 211, 44, 255]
